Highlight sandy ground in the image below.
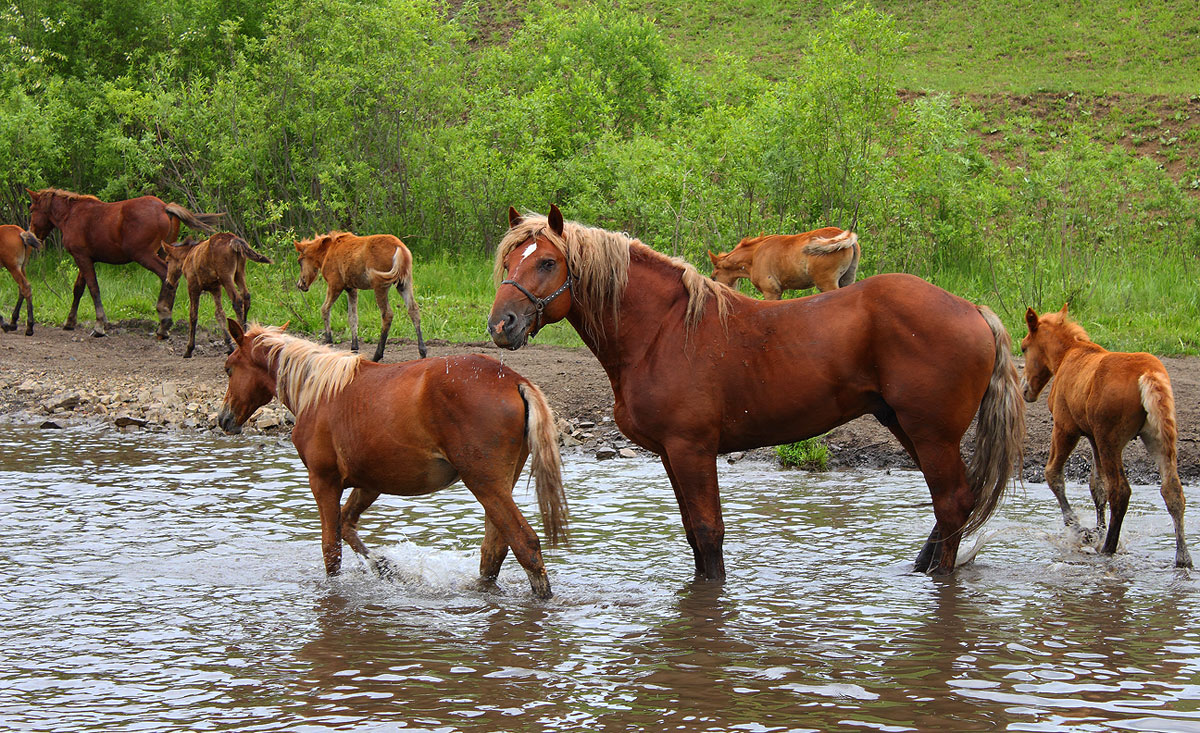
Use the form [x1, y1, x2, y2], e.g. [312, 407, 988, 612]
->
[2, 320, 1198, 485]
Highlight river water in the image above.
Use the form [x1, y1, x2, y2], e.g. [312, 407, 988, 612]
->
[1, 422, 1198, 732]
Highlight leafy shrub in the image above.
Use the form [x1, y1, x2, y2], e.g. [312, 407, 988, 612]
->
[776, 437, 830, 471]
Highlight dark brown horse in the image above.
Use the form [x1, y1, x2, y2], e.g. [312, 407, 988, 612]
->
[160, 232, 273, 358]
[0, 224, 41, 335]
[1022, 305, 1191, 568]
[489, 205, 1025, 579]
[217, 321, 568, 598]
[26, 188, 224, 337]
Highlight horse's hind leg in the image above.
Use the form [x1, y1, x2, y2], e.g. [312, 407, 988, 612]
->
[372, 286, 392, 362]
[346, 289, 360, 352]
[910, 439, 973, 574]
[1141, 431, 1192, 568]
[340, 487, 391, 574]
[5, 263, 33, 334]
[1046, 428, 1084, 529]
[398, 277, 426, 358]
[875, 408, 945, 570]
[1095, 440, 1132, 557]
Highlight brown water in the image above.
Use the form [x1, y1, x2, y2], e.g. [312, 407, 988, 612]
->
[1, 423, 1198, 732]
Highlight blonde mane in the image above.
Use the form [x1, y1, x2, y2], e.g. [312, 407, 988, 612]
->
[493, 213, 728, 338]
[1045, 311, 1092, 343]
[248, 326, 362, 415]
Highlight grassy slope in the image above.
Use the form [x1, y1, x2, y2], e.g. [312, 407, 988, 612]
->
[5, 1, 1198, 352]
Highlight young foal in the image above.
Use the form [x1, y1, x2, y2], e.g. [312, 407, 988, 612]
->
[1021, 305, 1191, 568]
[160, 232, 273, 357]
[294, 231, 426, 361]
[0, 224, 41, 335]
[707, 228, 860, 298]
[217, 321, 567, 598]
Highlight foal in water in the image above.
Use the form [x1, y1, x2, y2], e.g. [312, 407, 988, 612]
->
[0, 224, 41, 335]
[1021, 305, 1191, 568]
[294, 231, 426, 361]
[708, 227, 860, 299]
[160, 232, 273, 357]
[217, 321, 568, 598]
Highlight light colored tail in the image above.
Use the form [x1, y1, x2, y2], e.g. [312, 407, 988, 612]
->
[19, 230, 41, 249]
[803, 230, 858, 255]
[366, 249, 404, 286]
[838, 240, 861, 288]
[963, 305, 1026, 536]
[518, 381, 568, 547]
[164, 203, 225, 234]
[1138, 370, 1178, 472]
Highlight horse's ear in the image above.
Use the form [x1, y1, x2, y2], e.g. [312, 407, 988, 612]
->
[1059, 302, 1070, 316]
[508, 206, 523, 229]
[280, 321, 290, 332]
[548, 204, 564, 237]
[293, 239, 303, 252]
[707, 249, 720, 265]
[1025, 307, 1039, 333]
[228, 319, 245, 342]
[25, 188, 36, 199]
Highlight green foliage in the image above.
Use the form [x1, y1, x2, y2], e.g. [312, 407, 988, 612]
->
[776, 437, 830, 471]
[1, 0, 1198, 353]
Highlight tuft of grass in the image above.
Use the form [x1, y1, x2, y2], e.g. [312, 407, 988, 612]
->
[776, 436, 830, 471]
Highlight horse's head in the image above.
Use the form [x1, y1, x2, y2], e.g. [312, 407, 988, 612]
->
[1019, 305, 1069, 402]
[707, 243, 749, 286]
[294, 235, 331, 292]
[25, 188, 55, 240]
[159, 237, 199, 285]
[218, 319, 277, 434]
[488, 205, 574, 350]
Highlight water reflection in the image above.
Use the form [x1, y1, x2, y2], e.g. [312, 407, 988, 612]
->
[0, 423, 1197, 731]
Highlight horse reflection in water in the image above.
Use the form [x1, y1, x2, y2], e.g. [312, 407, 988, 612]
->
[217, 321, 568, 598]
[489, 205, 1025, 579]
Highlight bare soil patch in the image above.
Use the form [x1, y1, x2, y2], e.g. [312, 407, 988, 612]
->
[3, 321, 1199, 485]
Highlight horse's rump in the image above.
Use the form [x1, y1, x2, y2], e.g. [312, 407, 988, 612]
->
[802, 230, 858, 255]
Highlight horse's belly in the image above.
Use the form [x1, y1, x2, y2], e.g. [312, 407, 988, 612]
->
[347, 454, 459, 496]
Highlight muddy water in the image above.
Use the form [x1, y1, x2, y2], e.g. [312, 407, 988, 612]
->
[1, 423, 1198, 732]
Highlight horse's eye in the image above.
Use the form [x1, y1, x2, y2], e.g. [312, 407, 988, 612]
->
[539, 259, 555, 272]
[225, 365, 233, 376]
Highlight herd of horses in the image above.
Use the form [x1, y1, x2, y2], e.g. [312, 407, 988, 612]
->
[2, 191, 1191, 597]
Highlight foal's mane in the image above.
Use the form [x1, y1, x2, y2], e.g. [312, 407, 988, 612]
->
[494, 213, 728, 338]
[1045, 312, 1092, 344]
[35, 188, 102, 203]
[248, 326, 361, 415]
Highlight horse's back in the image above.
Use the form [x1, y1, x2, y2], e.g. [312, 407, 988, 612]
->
[328, 233, 411, 281]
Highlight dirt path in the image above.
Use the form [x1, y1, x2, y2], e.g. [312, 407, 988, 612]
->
[2, 321, 1198, 484]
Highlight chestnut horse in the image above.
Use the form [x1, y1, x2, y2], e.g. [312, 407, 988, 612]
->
[295, 231, 426, 361]
[160, 232, 273, 358]
[707, 227, 860, 299]
[489, 205, 1024, 579]
[1021, 305, 1191, 568]
[26, 188, 224, 337]
[0, 224, 41, 335]
[217, 321, 568, 598]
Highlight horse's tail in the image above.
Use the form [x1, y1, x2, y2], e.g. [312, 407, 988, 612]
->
[366, 248, 404, 287]
[838, 238, 861, 288]
[164, 203, 225, 234]
[517, 380, 569, 547]
[1138, 369, 1179, 477]
[19, 230, 41, 250]
[803, 230, 857, 255]
[230, 236, 273, 264]
[963, 305, 1026, 537]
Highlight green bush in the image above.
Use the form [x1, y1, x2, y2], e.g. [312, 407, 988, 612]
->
[776, 437, 830, 471]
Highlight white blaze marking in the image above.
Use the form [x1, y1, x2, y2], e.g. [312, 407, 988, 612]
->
[519, 242, 538, 263]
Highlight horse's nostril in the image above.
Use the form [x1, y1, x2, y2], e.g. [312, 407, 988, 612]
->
[505, 312, 516, 328]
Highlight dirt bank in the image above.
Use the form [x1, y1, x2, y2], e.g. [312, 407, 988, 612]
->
[2, 321, 1198, 485]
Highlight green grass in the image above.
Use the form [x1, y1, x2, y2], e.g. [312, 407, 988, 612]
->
[776, 436, 830, 471]
[620, 0, 1200, 95]
[0, 246, 584, 349]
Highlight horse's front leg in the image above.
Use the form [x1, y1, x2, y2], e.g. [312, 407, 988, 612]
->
[183, 284, 201, 358]
[1045, 426, 1084, 529]
[662, 439, 725, 581]
[64, 268, 86, 331]
[340, 487, 389, 575]
[320, 286, 340, 345]
[661, 454, 703, 575]
[308, 472, 345, 575]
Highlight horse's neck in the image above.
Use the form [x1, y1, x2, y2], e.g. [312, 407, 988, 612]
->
[569, 252, 695, 373]
[1051, 334, 1102, 372]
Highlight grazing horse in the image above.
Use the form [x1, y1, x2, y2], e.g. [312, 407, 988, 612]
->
[26, 188, 224, 337]
[489, 205, 1025, 579]
[217, 321, 568, 598]
[295, 231, 427, 361]
[160, 232, 273, 358]
[1021, 305, 1191, 568]
[0, 224, 41, 335]
[707, 227, 860, 299]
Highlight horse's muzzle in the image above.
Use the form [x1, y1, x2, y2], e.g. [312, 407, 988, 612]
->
[487, 310, 532, 350]
[217, 407, 243, 434]
[295, 278, 309, 293]
[1019, 379, 1038, 403]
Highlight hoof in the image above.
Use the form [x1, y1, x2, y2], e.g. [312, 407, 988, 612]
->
[90, 329, 106, 338]
[62, 323, 75, 331]
[1, 323, 14, 333]
[183, 350, 194, 359]
[24, 327, 33, 336]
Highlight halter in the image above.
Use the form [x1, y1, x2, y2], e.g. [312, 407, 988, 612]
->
[500, 235, 573, 330]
